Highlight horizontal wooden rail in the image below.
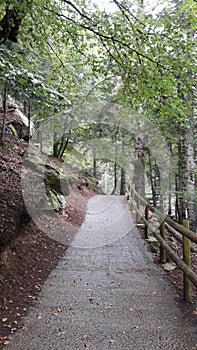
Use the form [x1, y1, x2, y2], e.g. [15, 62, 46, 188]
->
[165, 216, 197, 244]
[129, 188, 197, 301]
[154, 230, 197, 288]
[131, 188, 197, 244]
[165, 222, 197, 253]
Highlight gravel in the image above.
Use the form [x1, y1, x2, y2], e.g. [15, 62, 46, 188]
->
[5, 196, 197, 350]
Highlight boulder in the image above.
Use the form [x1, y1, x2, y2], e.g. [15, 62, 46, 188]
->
[48, 191, 61, 211]
[44, 167, 69, 196]
[47, 191, 67, 211]
[2, 105, 34, 140]
[56, 193, 67, 209]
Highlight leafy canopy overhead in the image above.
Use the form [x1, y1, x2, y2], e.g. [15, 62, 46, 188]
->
[0, 0, 196, 129]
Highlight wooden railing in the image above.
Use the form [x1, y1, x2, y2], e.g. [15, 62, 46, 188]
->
[129, 187, 197, 303]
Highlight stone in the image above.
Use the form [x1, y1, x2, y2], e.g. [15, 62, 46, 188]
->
[56, 194, 67, 209]
[44, 167, 69, 196]
[48, 191, 61, 211]
[60, 176, 69, 196]
[44, 168, 61, 192]
[7, 124, 18, 136]
[162, 262, 177, 272]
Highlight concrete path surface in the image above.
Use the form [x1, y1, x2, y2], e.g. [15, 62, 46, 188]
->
[5, 196, 197, 350]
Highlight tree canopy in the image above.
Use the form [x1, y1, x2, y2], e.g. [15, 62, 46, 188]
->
[0, 0, 197, 227]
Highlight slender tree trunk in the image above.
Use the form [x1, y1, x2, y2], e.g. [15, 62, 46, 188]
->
[53, 132, 58, 158]
[133, 134, 145, 198]
[177, 134, 187, 223]
[105, 163, 109, 194]
[23, 100, 27, 115]
[59, 129, 71, 159]
[57, 134, 65, 159]
[114, 161, 117, 190]
[37, 120, 42, 152]
[175, 174, 180, 222]
[93, 125, 97, 178]
[93, 158, 97, 178]
[147, 148, 157, 207]
[113, 129, 119, 194]
[168, 142, 173, 216]
[1, 82, 7, 140]
[120, 167, 126, 195]
[186, 126, 196, 232]
[27, 100, 31, 142]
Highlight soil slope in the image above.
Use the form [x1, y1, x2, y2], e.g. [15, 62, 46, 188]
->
[0, 135, 95, 347]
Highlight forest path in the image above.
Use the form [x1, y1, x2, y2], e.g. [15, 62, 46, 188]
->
[5, 196, 197, 350]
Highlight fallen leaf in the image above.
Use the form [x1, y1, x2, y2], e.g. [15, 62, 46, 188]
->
[57, 307, 62, 313]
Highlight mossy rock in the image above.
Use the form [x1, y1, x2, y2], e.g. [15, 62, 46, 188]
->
[48, 190, 60, 211]
[44, 167, 69, 196]
[7, 124, 18, 137]
[23, 158, 40, 170]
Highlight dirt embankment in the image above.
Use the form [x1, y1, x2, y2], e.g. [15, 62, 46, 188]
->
[0, 135, 96, 347]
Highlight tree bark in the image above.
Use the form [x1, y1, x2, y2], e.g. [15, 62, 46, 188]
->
[59, 130, 71, 159]
[0, 82, 7, 140]
[0, 1, 32, 44]
[53, 132, 59, 158]
[147, 148, 157, 207]
[177, 133, 187, 223]
[37, 120, 42, 152]
[120, 167, 126, 195]
[133, 133, 145, 198]
[186, 128, 196, 232]
[27, 100, 31, 142]
[93, 158, 97, 178]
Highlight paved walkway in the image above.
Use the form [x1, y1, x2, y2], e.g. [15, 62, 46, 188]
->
[5, 196, 197, 349]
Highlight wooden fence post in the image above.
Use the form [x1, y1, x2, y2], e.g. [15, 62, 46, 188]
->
[182, 219, 191, 303]
[145, 205, 149, 239]
[160, 220, 166, 263]
[159, 206, 166, 263]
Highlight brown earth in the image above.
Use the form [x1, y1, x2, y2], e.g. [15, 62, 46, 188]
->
[0, 135, 96, 348]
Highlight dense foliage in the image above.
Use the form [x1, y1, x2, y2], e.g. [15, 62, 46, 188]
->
[0, 0, 196, 228]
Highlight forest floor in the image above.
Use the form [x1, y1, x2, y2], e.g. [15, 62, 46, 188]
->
[0, 135, 96, 347]
[0, 135, 196, 348]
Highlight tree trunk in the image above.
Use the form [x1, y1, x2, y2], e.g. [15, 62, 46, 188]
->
[175, 174, 180, 222]
[186, 129, 196, 232]
[113, 129, 119, 194]
[133, 133, 145, 198]
[37, 120, 42, 152]
[59, 132, 70, 159]
[0, 1, 33, 44]
[53, 132, 58, 158]
[114, 161, 117, 190]
[0, 82, 7, 140]
[93, 158, 97, 178]
[168, 142, 173, 216]
[147, 148, 157, 207]
[120, 167, 126, 195]
[27, 100, 31, 142]
[177, 134, 187, 223]
[105, 163, 109, 194]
